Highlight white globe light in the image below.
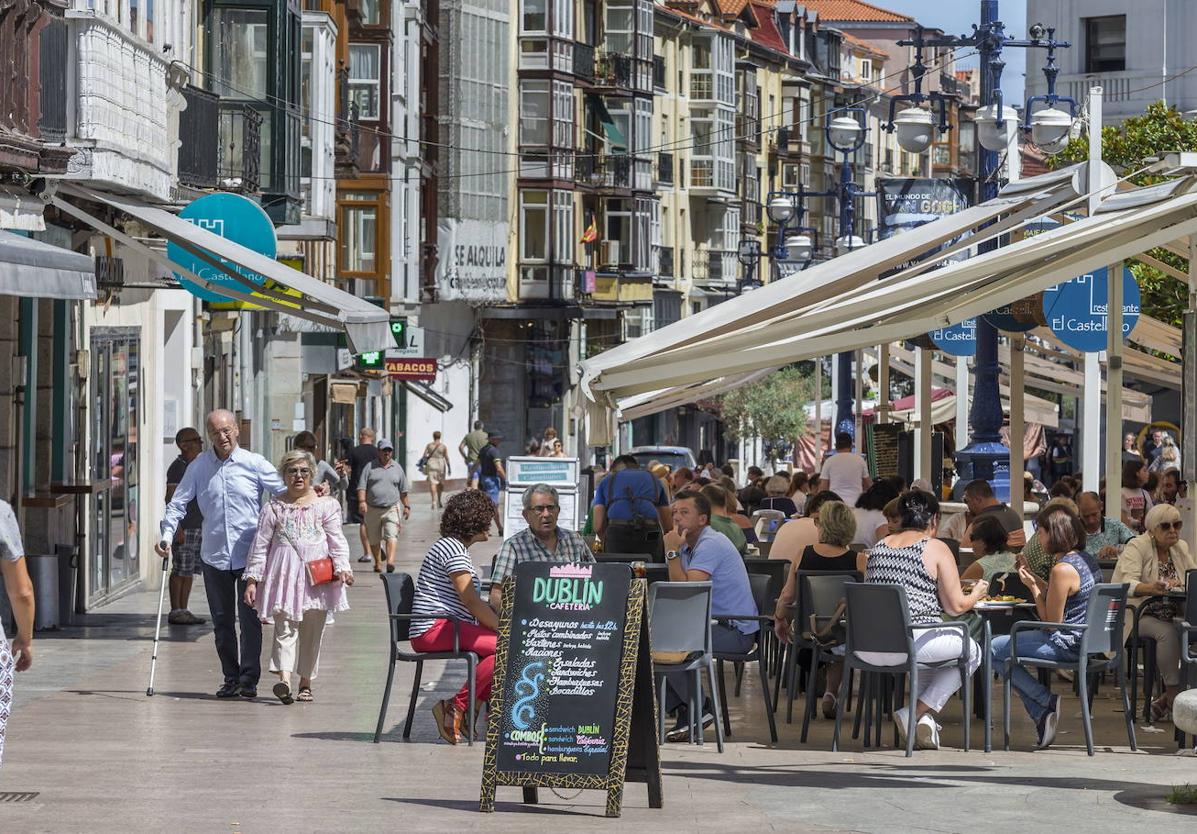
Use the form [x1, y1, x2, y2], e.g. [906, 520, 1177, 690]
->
[1030, 106, 1073, 151]
[893, 106, 934, 153]
[827, 115, 863, 150]
[976, 104, 1019, 151]
[835, 234, 865, 255]
[767, 195, 795, 223]
[785, 234, 813, 263]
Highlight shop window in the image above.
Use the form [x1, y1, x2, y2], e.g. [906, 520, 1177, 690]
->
[349, 44, 381, 121]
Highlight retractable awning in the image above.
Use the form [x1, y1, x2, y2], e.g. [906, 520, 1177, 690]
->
[51, 186, 391, 353]
[0, 230, 96, 300]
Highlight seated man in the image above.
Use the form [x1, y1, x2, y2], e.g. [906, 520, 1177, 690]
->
[489, 483, 593, 609]
[963, 479, 1027, 550]
[1075, 491, 1135, 561]
[663, 490, 759, 742]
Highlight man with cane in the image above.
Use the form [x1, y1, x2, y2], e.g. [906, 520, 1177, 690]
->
[155, 410, 285, 699]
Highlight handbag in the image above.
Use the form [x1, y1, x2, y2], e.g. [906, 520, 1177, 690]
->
[273, 502, 339, 586]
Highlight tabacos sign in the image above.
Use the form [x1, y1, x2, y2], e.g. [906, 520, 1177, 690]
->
[384, 357, 437, 381]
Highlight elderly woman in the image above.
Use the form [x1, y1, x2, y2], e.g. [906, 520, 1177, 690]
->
[245, 449, 353, 705]
[990, 504, 1100, 749]
[0, 499, 34, 767]
[409, 490, 499, 744]
[864, 490, 987, 750]
[760, 474, 799, 517]
[1113, 502, 1197, 721]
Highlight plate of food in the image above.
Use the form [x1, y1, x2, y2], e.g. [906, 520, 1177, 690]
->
[974, 595, 1031, 609]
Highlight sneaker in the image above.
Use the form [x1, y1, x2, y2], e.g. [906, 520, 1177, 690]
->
[239, 684, 258, 699]
[665, 704, 715, 742]
[915, 714, 941, 750]
[169, 609, 206, 625]
[357, 554, 372, 563]
[216, 682, 240, 699]
[893, 706, 911, 748]
[1036, 695, 1060, 750]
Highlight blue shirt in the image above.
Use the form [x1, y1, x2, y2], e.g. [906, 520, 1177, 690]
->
[159, 446, 286, 571]
[680, 526, 760, 635]
[593, 469, 666, 521]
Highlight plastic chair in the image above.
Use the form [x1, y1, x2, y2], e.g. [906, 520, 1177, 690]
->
[796, 572, 857, 742]
[1176, 570, 1197, 748]
[648, 581, 724, 750]
[752, 510, 786, 543]
[373, 572, 478, 745]
[832, 583, 976, 757]
[1001, 583, 1137, 756]
[713, 572, 779, 744]
[742, 558, 790, 679]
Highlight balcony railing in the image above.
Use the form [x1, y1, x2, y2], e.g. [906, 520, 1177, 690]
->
[575, 152, 631, 190]
[657, 152, 673, 185]
[693, 250, 732, 284]
[217, 102, 263, 193]
[38, 18, 69, 143]
[594, 49, 633, 89]
[178, 86, 219, 189]
[653, 55, 666, 90]
[573, 42, 596, 82]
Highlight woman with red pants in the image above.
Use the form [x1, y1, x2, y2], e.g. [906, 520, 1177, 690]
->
[409, 490, 499, 744]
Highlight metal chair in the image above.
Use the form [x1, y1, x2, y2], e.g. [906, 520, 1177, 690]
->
[1001, 583, 1137, 756]
[741, 558, 789, 684]
[797, 571, 856, 742]
[713, 572, 779, 744]
[832, 583, 976, 757]
[373, 572, 478, 745]
[648, 581, 723, 750]
[1174, 570, 1197, 748]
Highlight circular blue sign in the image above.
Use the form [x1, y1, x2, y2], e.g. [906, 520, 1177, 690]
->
[983, 297, 1041, 332]
[1042, 266, 1140, 353]
[168, 193, 277, 302]
[931, 318, 977, 357]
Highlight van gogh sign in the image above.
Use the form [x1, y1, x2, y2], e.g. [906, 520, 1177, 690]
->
[1041, 266, 1140, 353]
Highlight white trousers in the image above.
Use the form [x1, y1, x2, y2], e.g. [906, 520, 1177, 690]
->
[855, 626, 981, 712]
[270, 610, 328, 681]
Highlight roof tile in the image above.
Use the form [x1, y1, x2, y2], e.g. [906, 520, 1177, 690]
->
[801, 0, 913, 23]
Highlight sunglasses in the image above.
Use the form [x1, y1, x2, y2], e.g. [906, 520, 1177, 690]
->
[285, 467, 312, 478]
[1157, 521, 1183, 532]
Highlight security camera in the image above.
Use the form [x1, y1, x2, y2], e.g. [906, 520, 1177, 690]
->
[1028, 23, 1046, 41]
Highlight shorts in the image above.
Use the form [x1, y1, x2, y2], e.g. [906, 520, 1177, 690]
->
[479, 475, 501, 506]
[363, 505, 401, 548]
[172, 528, 202, 577]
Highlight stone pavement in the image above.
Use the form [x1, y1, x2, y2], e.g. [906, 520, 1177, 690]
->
[3, 500, 1197, 832]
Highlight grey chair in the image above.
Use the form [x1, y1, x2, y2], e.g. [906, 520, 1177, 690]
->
[648, 580, 723, 750]
[374, 572, 478, 745]
[1177, 570, 1197, 748]
[713, 572, 779, 744]
[832, 582, 976, 757]
[797, 571, 857, 742]
[741, 558, 789, 682]
[1001, 583, 1137, 756]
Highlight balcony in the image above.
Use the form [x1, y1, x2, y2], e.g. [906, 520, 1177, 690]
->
[693, 250, 735, 285]
[335, 65, 361, 176]
[178, 86, 219, 189]
[217, 102, 263, 194]
[575, 152, 632, 191]
[657, 152, 673, 185]
[573, 42, 595, 83]
[653, 55, 666, 91]
[594, 49, 633, 91]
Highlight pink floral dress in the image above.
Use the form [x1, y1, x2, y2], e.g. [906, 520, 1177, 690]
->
[245, 496, 352, 622]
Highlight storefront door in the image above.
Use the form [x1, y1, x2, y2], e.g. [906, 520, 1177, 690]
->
[89, 328, 141, 601]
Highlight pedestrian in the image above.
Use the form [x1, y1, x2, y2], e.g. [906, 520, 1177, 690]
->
[421, 431, 450, 510]
[817, 432, 871, 509]
[458, 420, 488, 489]
[593, 454, 670, 560]
[157, 409, 286, 699]
[293, 430, 348, 499]
[348, 427, 379, 563]
[244, 449, 354, 705]
[477, 431, 507, 535]
[489, 483, 593, 609]
[410, 490, 499, 744]
[357, 438, 411, 573]
[540, 426, 558, 456]
[163, 426, 207, 625]
[549, 438, 566, 458]
[0, 499, 34, 767]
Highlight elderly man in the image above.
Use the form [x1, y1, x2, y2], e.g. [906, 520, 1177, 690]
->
[157, 410, 285, 699]
[664, 489, 759, 741]
[489, 483, 593, 609]
[962, 479, 1027, 550]
[357, 438, 411, 573]
[1076, 491, 1136, 560]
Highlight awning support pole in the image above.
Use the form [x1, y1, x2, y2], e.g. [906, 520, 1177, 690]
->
[876, 344, 890, 425]
[916, 347, 932, 483]
[1082, 85, 1106, 494]
[814, 358, 824, 467]
[955, 356, 969, 453]
[853, 349, 863, 444]
[1105, 261, 1124, 507]
[1183, 235, 1197, 555]
[1009, 334, 1026, 522]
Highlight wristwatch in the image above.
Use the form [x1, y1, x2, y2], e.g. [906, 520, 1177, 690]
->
[665, 550, 679, 561]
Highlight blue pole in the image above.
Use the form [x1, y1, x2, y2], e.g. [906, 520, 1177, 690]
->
[835, 151, 856, 442]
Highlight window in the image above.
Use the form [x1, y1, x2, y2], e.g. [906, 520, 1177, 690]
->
[859, 58, 872, 82]
[522, 0, 547, 33]
[360, 0, 381, 25]
[339, 192, 378, 273]
[605, 0, 635, 54]
[553, 80, 573, 148]
[348, 44, 381, 121]
[519, 80, 550, 146]
[552, 192, 573, 263]
[211, 8, 269, 99]
[1085, 15, 1126, 73]
[521, 191, 550, 261]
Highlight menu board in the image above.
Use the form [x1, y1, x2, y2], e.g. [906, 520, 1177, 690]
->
[867, 423, 903, 480]
[480, 561, 661, 817]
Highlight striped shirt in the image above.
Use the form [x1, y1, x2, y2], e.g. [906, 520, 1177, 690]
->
[410, 537, 478, 638]
[865, 537, 942, 625]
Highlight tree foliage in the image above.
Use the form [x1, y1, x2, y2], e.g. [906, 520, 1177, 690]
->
[1049, 101, 1197, 327]
[719, 367, 810, 462]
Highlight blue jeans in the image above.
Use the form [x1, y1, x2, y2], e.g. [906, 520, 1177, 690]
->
[479, 475, 501, 505]
[990, 630, 1078, 722]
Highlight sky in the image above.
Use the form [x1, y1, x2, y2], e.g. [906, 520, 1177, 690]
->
[878, 0, 1028, 106]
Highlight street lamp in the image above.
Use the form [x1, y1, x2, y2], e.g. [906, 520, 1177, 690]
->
[882, 27, 952, 154]
[1022, 26, 1078, 155]
[766, 189, 818, 268]
[737, 239, 762, 292]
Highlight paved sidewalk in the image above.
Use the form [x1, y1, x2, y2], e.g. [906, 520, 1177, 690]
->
[2, 501, 1197, 832]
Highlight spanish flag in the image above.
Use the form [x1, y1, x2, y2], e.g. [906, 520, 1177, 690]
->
[580, 218, 598, 244]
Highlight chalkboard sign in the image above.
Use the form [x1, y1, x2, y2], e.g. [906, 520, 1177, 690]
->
[480, 561, 662, 817]
[866, 423, 903, 480]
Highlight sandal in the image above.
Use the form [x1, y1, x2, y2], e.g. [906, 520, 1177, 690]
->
[273, 682, 294, 705]
[296, 687, 313, 702]
[432, 699, 462, 745]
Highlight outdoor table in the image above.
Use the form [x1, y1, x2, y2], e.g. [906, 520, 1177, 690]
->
[973, 601, 1038, 752]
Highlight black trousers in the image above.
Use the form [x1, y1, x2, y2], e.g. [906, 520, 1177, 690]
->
[201, 562, 262, 687]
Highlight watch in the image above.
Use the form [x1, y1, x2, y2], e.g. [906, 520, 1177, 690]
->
[665, 550, 679, 561]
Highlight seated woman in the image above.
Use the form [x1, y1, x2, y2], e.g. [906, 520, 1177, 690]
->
[864, 490, 987, 750]
[767, 490, 841, 563]
[1112, 502, 1196, 721]
[990, 504, 1100, 749]
[759, 474, 799, 517]
[852, 481, 901, 548]
[773, 500, 864, 717]
[409, 490, 500, 744]
[960, 514, 1018, 583]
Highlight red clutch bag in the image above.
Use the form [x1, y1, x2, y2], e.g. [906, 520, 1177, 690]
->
[305, 557, 337, 586]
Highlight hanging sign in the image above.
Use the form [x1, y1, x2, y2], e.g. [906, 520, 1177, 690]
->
[1041, 265, 1140, 353]
[383, 357, 437, 381]
[931, 318, 977, 356]
[169, 193, 277, 303]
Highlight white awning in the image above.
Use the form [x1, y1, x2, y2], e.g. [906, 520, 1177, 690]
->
[0, 230, 96, 300]
[618, 369, 775, 420]
[51, 186, 391, 353]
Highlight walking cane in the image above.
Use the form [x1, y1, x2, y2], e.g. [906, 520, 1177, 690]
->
[146, 553, 170, 696]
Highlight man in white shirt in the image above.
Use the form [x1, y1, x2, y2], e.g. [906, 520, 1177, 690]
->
[817, 432, 871, 508]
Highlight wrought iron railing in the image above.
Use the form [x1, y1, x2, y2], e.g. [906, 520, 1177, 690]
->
[652, 55, 666, 90]
[217, 102, 263, 193]
[38, 19, 69, 142]
[575, 152, 631, 189]
[178, 86, 219, 189]
[594, 49, 633, 89]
